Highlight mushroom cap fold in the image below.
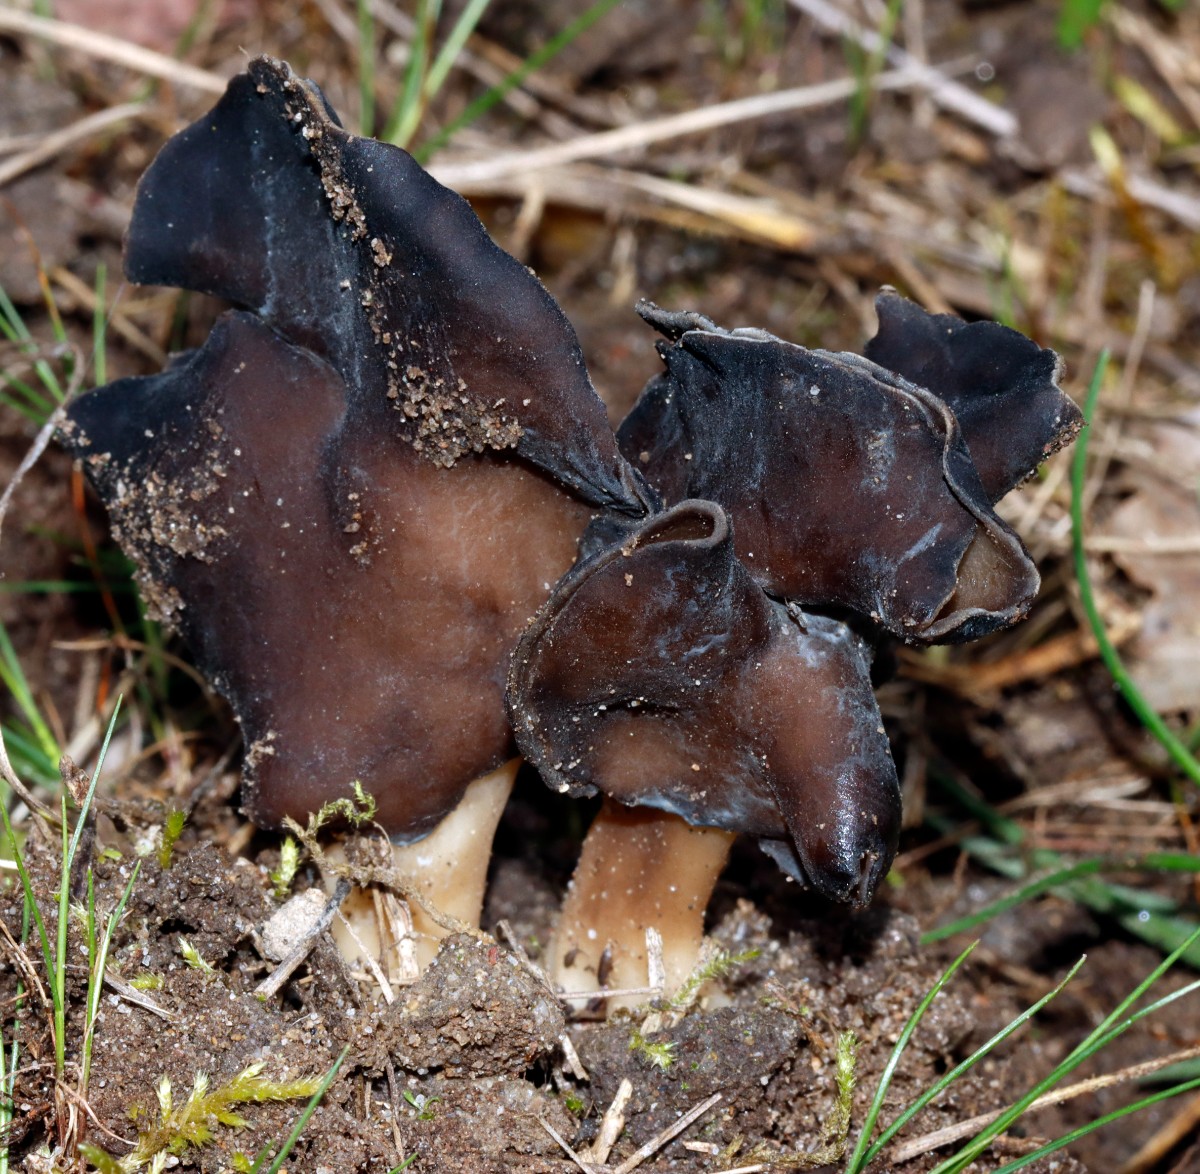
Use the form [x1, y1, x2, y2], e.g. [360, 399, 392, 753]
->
[64, 312, 591, 837]
[507, 499, 901, 904]
[864, 289, 1082, 501]
[622, 305, 1041, 643]
[123, 56, 649, 514]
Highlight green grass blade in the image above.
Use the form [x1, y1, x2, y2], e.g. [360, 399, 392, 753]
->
[0, 580, 127, 595]
[92, 263, 107, 387]
[0, 721, 60, 788]
[1071, 351, 1200, 788]
[843, 941, 977, 1174]
[924, 783, 1200, 966]
[0, 284, 63, 403]
[416, 0, 624, 161]
[357, 0, 376, 135]
[930, 925, 1200, 1173]
[854, 955, 1086, 1170]
[0, 802, 60, 1050]
[0, 621, 60, 766]
[991, 1075, 1200, 1172]
[0, 377, 56, 421]
[424, 0, 492, 99]
[82, 858, 142, 1088]
[251, 1045, 350, 1174]
[383, 0, 441, 147]
[924, 855, 1200, 943]
[65, 696, 122, 877]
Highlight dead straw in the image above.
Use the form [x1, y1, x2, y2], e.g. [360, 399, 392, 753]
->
[0, 10, 227, 94]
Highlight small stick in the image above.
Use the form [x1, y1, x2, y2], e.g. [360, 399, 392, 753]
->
[102, 974, 170, 1020]
[645, 927, 666, 991]
[890, 1044, 1200, 1163]
[558, 986, 662, 1001]
[383, 1060, 407, 1165]
[0, 103, 145, 189]
[535, 1115, 596, 1174]
[254, 879, 351, 999]
[786, 0, 1017, 137]
[0, 10, 226, 94]
[495, 917, 559, 997]
[558, 1032, 590, 1083]
[612, 1091, 723, 1174]
[336, 908, 397, 1004]
[587, 1078, 632, 1166]
[432, 68, 925, 187]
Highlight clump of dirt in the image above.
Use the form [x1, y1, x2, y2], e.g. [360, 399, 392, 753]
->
[360, 934, 565, 1077]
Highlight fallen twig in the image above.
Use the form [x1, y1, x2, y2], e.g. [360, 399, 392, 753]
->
[612, 1091, 723, 1174]
[0, 10, 226, 94]
[432, 67, 926, 187]
[890, 1044, 1200, 1163]
[787, 0, 1017, 137]
[254, 879, 352, 1000]
[0, 103, 145, 189]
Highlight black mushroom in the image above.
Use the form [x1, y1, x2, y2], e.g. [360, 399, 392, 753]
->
[508, 499, 898, 997]
[620, 298, 1080, 642]
[509, 296, 1080, 998]
[62, 57, 651, 970]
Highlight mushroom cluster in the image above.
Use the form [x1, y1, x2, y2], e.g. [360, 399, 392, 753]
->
[62, 58, 1081, 997]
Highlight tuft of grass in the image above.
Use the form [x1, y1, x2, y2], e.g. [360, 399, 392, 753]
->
[928, 926, 1200, 1173]
[413, 0, 625, 162]
[842, 928, 1200, 1172]
[80, 859, 143, 1101]
[922, 770, 1200, 966]
[0, 699, 121, 1081]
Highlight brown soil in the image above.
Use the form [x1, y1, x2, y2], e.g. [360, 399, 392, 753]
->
[2, 0, 1200, 1171]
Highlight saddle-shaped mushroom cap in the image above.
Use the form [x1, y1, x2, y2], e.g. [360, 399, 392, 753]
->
[864, 290, 1082, 502]
[62, 57, 663, 846]
[621, 304, 1043, 643]
[65, 312, 592, 837]
[123, 56, 650, 515]
[508, 499, 900, 904]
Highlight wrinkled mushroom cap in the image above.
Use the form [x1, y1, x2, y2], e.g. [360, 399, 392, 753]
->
[621, 301, 1047, 643]
[123, 56, 651, 514]
[864, 289, 1082, 501]
[65, 312, 593, 836]
[62, 57, 659, 839]
[508, 499, 901, 904]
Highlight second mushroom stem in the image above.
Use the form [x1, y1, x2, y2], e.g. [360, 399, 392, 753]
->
[551, 798, 737, 1009]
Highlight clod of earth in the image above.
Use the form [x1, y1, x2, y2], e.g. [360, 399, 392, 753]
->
[60, 54, 1080, 1007]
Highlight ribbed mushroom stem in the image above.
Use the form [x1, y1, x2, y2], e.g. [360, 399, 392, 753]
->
[551, 799, 736, 1009]
[331, 758, 519, 977]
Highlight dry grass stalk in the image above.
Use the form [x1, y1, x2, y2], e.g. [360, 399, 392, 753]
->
[0, 9, 227, 93]
[890, 1044, 1200, 1163]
